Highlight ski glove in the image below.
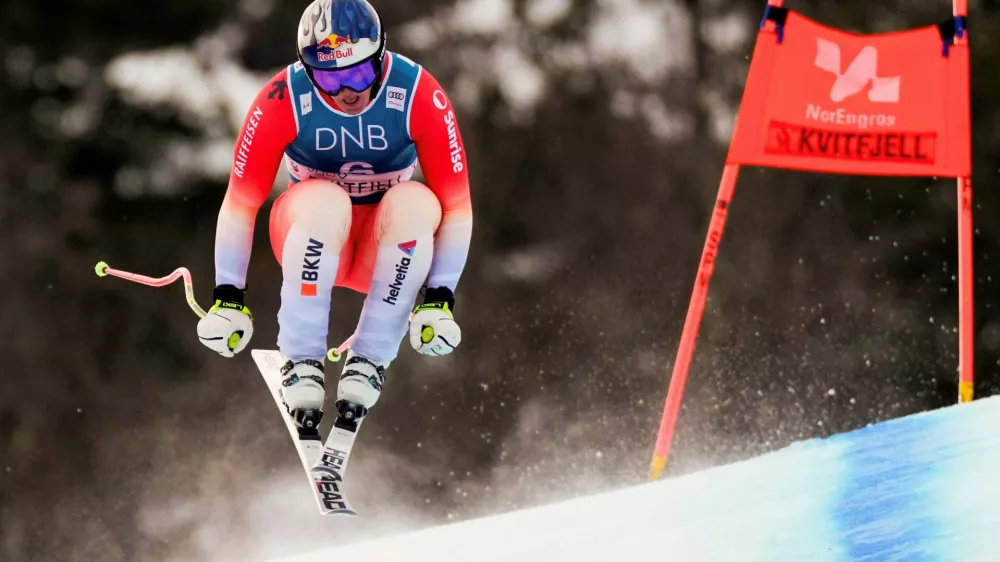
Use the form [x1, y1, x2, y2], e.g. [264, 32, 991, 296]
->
[409, 287, 461, 357]
[197, 284, 254, 358]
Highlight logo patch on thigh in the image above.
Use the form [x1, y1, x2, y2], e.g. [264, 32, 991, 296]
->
[300, 238, 324, 297]
[398, 240, 417, 256]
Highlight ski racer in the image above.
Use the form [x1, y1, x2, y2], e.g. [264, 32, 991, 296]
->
[196, 0, 473, 430]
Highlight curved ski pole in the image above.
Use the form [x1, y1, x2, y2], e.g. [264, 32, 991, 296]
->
[96, 260, 354, 357]
[95, 261, 208, 318]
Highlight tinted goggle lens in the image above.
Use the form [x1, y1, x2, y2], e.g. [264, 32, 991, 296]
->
[310, 62, 377, 95]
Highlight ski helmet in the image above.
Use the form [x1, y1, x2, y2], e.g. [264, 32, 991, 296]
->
[296, 0, 387, 98]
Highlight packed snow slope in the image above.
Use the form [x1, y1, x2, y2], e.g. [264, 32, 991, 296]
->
[270, 395, 1000, 562]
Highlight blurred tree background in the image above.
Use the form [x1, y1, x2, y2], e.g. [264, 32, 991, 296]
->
[2, 0, 999, 560]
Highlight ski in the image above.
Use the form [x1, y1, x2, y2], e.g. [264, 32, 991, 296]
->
[251, 349, 363, 516]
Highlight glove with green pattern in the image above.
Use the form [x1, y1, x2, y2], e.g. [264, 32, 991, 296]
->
[409, 287, 461, 357]
[197, 284, 253, 358]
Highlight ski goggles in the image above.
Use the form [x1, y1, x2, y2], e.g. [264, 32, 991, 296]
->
[308, 61, 378, 96]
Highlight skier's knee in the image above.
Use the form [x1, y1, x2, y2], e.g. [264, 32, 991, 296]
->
[376, 181, 442, 243]
[270, 179, 352, 264]
[276, 179, 352, 240]
[289, 179, 352, 230]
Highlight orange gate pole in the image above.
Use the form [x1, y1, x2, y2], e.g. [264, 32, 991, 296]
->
[954, 0, 974, 403]
[648, 0, 786, 482]
[648, 165, 740, 480]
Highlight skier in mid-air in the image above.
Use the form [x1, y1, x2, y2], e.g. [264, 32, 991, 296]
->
[196, 0, 472, 431]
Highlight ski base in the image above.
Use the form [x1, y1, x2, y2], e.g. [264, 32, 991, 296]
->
[251, 349, 363, 516]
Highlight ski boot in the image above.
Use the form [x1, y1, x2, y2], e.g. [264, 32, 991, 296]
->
[334, 351, 388, 431]
[279, 357, 326, 439]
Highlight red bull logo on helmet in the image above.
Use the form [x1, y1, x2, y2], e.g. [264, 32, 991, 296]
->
[317, 33, 350, 50]
[315, 33, 354, 63]
[317, 47, 354, 62]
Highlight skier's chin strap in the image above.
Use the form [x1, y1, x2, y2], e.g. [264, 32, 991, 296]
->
[368, 28, 389, 99]
[365, 53, 388, 100]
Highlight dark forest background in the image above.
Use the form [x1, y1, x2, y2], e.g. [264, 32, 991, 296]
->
[2, 1, 999, 560]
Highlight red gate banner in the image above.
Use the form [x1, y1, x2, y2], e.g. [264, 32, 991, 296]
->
[727, 9, 970, 178]
[649, 2, 972, 481]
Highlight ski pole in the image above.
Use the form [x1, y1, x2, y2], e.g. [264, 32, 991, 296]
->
[94, 261, 353, 360]
[327, 337, 354, 362]
[95, 260, 207, 318]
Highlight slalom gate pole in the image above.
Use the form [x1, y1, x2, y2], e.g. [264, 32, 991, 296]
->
[94, 261, 354, 360]
[648, 164, 741, 480]
[648, 0, 782, 481]
[953, 0, 974, 404]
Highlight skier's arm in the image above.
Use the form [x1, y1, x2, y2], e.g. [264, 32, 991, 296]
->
[214, 69, 298, 289]
[408, 69, 473, 294]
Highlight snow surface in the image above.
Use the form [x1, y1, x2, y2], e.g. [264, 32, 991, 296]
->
[268, 395, 1000, 562]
